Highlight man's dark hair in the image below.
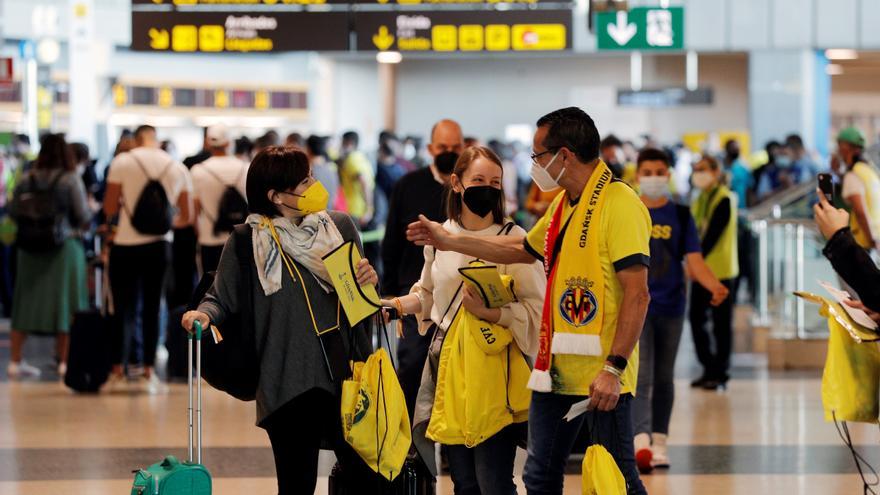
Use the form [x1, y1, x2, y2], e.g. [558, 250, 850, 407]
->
[134, 125, 156, 141]
[234, 136, 253, 157]
[536, 107, 601, 163]
[600, 134, 623, 150]
[70, 142, 90, 164]
[246, 146, 310, 218]
[342, 131, 359, 148]
[14, 134, 30, 146]
[785, 134, 804, 150]
[306, 135, 328, 159]
[724, 139, 740, 160]
[379, 130, 397, 146]
[636, 147, 671, 169]
[285, 132, 304, 148]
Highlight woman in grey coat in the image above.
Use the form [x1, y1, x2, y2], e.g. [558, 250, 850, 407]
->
[182, 146, 380, 494]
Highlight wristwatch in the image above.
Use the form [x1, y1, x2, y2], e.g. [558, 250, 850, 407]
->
[606, 354, 628, 372]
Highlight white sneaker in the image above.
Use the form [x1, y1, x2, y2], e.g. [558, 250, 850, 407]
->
[142, 373, 164, 395]
[651, 433, 670, 469]
[104, 373, 128, 393]
[634, 432, 653, 473]
[7, 361, 42, 379]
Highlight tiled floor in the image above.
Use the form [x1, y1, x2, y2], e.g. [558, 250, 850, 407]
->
[1, 316, 879, 494]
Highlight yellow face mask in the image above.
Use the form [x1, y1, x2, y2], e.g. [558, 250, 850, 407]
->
[281, 181, 330, 215]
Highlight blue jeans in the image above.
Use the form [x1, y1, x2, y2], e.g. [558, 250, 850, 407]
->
[633, 314, 685, 436]
[446, 424, 519, 495]
[523, 392, 646, 495]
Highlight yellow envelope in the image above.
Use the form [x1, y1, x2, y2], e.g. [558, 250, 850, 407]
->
[458, 261, 517, 309]
[323, 240, 381, 327]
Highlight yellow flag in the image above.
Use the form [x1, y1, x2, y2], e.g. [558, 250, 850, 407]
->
[323, 240, 381, 327]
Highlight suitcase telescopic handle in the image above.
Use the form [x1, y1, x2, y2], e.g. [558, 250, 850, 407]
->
[188, 321, 203, 465]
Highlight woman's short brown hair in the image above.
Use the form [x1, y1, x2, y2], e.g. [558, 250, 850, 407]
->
[246, 146, 310, 217]
[446, 146, 506, 225]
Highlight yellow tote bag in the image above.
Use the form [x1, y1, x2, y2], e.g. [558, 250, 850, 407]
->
[582, 444, 626, 495]
[796, 292, 880, 423]
[341, 348, 412, 480]
[823, 315, 880, 423]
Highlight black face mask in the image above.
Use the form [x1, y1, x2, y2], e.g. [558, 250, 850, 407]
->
[463, 185, 502, 219]
[434, 151, 459, 175]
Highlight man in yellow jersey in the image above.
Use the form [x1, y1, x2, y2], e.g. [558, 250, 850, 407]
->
[838, 127, 880, 253]
[407, 107, 651, 494]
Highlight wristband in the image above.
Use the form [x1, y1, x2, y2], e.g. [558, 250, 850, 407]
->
[602, 364, 623, 379]
[606, 354, 628, 371]
[393, 298, 405, 317]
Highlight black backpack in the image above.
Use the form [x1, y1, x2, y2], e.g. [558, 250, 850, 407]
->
[203, 166, 248, 236]
[126, 155, 175, 236]
[14, 172, 66, 252]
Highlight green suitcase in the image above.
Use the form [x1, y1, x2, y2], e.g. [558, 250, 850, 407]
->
[131, 322, 212, 495]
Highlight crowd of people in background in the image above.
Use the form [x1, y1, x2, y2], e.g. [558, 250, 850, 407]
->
[0, 116, 878, 492]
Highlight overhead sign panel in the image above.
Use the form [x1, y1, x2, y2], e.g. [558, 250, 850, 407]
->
[617, 87, 712, 107]
[355, 10, 572, 52]
[133, 0, 546, 5]
[596, 7, 683, 50]
[131, 10, 350, 52]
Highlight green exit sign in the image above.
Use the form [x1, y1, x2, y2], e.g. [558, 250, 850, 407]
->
[596, 7, 684, 50]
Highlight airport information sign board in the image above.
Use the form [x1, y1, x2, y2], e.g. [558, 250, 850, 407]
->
[131, 0, 573, 52]
[355, 10, 571, 52]
[596, 7, 683, 51]
[131, 11, 350, 52]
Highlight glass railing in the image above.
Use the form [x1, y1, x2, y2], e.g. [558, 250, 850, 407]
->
[747, 183, 839, 339]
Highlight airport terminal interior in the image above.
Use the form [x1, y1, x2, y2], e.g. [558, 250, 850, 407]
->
[2, 0, 880, 494]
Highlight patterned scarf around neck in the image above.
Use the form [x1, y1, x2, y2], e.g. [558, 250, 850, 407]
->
[246, 212, 343, 295]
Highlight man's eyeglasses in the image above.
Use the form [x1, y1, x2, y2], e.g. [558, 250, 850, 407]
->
[530, 150, 551, 163]
[531, 149, 560, 165]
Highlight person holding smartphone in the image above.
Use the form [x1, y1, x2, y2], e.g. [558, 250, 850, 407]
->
[814, 188, 880, 319]
[382, 146, 545, 495]
[181, 147, 380, 494]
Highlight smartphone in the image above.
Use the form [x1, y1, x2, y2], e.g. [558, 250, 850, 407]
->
[383, 306, 400, 321]
[818, 173, 834, 203]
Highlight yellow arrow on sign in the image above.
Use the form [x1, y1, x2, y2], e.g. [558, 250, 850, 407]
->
[149, 28, 170, 50]
[373, 26, 395, 51]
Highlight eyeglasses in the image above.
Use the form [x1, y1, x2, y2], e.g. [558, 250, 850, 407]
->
[531, 148, 564, 165]
[530, 150, 553, 164]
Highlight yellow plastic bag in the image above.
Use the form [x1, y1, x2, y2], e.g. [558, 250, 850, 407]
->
[796, 292, 880, 423]
[341, 348, 412, 480]
[823, 314, 880, 423]
[582, 444, 626, 495]
[427, 308, 531, 447]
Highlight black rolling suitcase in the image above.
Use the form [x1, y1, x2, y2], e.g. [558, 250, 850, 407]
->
[328, 459, 435, 495]
[64, 240, 112, 393]
[165, 305, 189, 382]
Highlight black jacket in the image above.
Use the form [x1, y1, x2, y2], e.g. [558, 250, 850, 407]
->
[823, 227, 880, 313]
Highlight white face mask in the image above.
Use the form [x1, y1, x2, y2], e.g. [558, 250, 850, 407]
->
[691, 171, 715, 191]
[530, 151, 564, 192]
[639, 176, 669, 199]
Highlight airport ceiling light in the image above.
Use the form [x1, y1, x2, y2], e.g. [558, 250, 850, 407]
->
[36, 38, 61, 65]
[826, 64, 844, 76]
[377, 51, 403, 65]
[825, 49, 858, 60]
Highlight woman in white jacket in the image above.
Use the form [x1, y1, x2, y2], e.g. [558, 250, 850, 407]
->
[383, 146, 545, 495]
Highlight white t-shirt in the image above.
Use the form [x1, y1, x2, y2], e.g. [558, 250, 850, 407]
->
[843, 170, 866, 200]
[191, 155, 248, 246]
[107, 147, 192, 246]
[410, 220, 546, 357]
